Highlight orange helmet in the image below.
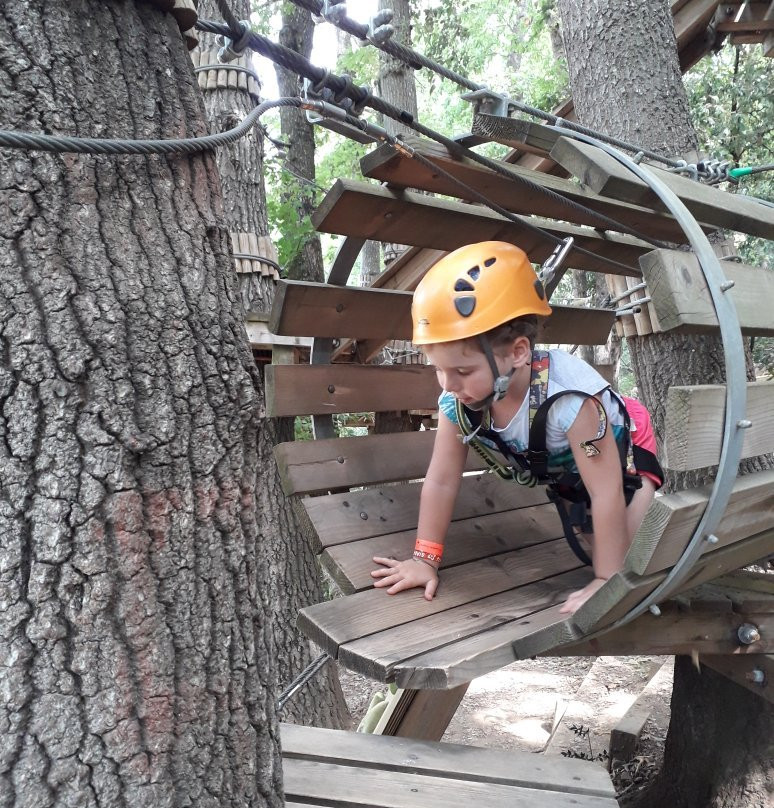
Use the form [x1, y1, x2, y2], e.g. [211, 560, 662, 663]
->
[411, 242, 551, 345]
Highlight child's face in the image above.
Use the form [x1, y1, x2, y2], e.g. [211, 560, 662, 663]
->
[424, 340, 516, 405]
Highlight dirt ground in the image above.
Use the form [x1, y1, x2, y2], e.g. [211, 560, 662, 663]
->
[338, 653, 674, 804]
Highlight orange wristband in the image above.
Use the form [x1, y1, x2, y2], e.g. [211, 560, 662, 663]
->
[413, 539, 444, 565]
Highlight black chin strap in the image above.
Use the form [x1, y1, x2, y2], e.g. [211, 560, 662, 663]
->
[466, 335, 516, 412]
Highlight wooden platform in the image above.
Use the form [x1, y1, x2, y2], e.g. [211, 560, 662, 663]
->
[281, 723, 620, 807]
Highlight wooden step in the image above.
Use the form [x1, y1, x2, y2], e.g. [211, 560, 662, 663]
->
[281, 724, 619, 807]
[312, 179, 650, 276]
[267, 279, 616, 348]
[275, 430, 489, 496]
[360, 136, 695, 242]
[640, 248, 774, 336]
[551, 135, 774, 240]
[264, 364, 441, 417]
[663, 379, 774, 470]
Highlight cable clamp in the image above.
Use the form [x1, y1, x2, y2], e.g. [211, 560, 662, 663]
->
[301, 78, 376, 144]
[313, 0, 348, 25]
[358, 9, 395, 47]
[665, 159, 699, 181]
[217, 20, 252, 63]
[538, 236, 574, 294]
[392, 134, 415, 158]
[460, 87, 512, 118]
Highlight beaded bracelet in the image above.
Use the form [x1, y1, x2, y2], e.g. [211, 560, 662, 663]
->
[413, 539, 444, 566]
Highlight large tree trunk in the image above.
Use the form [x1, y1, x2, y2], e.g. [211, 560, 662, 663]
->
[0, 2, 281, 805]
[556, 3, 773, 805]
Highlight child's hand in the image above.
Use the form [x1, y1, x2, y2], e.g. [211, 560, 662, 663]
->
[559, 577, 607, 614]
[371, 557, 439, 600]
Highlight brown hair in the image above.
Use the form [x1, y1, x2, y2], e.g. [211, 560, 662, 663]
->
[481, 315, 540, 350]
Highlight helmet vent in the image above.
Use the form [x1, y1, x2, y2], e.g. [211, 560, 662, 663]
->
[454, 296, 476, 317]
[467, 265, 481, 280]
[454, 278, 475, 292]
[484, 257, 496, 267]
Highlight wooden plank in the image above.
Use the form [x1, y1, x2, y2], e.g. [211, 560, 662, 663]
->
[550, 136, 774, 240]
[264, 364, 441, 417]
[283, 757, 616, 808]
[269, 280, 413, 340]
[341, 570, 589, 684]
[663, 380, 774, 470]
[270, 277, 615, 345]
[471, 115, 556, 157]
[376, 685, 469, 740]
[280, 724, 617, 798]
[274, 431, 488, 496]
[625, 469, 774, 576]
[700, 654, 773, 703]
[608, 661, 673, 766]
[303, 471, 551, 548]
[361, 137, 694, 243]
[640, 248, 774, 336]
[297, 539, 583, 656]
[312, 179, 648, 277]
[323, 502, 563, 593]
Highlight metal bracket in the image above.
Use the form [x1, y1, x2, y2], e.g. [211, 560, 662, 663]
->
[460, 87, 512, 118]
[217, 20, 252, 63]
[358, 8, 395, 47]
[312, 0, 348, 25]
[538, 236, 574, 298]
[301, 78, 377, 144]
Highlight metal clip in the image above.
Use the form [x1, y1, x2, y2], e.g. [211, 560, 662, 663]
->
[217, 20, 252, 63]
[358, 8, 395, 46]
[460, 87, 512, 118]
[312, 0, 347, 24]
[538, 236, 574, 297]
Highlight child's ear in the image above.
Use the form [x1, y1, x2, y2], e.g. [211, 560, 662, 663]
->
[512, 335, 532, 366]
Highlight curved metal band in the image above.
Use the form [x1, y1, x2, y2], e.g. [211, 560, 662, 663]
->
[545, 126, 747, 630]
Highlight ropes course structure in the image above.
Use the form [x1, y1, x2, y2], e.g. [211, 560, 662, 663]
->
[2, 0, 772, 704]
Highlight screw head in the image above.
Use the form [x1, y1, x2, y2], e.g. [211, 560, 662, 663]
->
[649, 604, 662, 617]
[737, 623, 761, 645]
[327, 384, 335, 393]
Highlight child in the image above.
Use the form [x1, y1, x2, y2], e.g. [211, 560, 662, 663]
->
[371, 241, 663, 614]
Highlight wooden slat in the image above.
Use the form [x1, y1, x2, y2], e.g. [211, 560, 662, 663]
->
[280, 724, 617, 799]
[550, 136, 774, 240]
[625, 469, 774, 576]
[312, 179, 649, 277]
[323, 502, 563, 593]
[298, 539, 582, 655]
[270, 278, 615, 345]
[341, 570, 589, 684]
[244, 320, 312, 348]
[640, 248, 774, 336]
[361, 137, 693, 243]
[303, 473, 551, 549]
[274, 431, 488, 496]
[269, 280, 413, 340]
[283, 757, 615, 808]
[471, 115, 556, 157]
[663, 380, 774, 470]
[700, 654, 773, 703]
[264, 364, 440, 417]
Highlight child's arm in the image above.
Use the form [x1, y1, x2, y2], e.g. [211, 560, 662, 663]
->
[560, 397, 629, 613]
[371, 411, 468, 600]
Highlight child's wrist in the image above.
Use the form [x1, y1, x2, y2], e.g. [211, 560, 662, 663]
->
[413, 538, 443, 566]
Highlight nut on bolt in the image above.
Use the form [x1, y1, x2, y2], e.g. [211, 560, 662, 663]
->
[737, 623, 761, 645]
[746, 668, 766, 686]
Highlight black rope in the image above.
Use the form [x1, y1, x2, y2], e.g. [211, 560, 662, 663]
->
[195, 18, 671, 250]
[0, 98, 300, 155]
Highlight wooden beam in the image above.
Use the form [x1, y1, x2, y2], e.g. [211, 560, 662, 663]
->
[280, 724, 619, 801]
[639, 248, 774, 336]
[269, 280, 413, 340]
[323, 503, 563, 593]
[302, 471, 550, 549]
[264, 364, 441, 417]
[372, 685, 469, 740]
[470, 115, 555, 157]
[625, 469, 774, 576]
[244, 319, 313, 348]
[700, 654, 773, 703]
[360, 137, 694, 243]
[550, 136, 774, 240]
[663, 380, 774, 470]
[274, 430, 488, 496]
[312, 179, 648, 277]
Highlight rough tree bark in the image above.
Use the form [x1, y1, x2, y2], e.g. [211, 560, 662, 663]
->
[556, 2, 774, 805]
[197, 0, 348, 729]
[0, 2, 281, 806]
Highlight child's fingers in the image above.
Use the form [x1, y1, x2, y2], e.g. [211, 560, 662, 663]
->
[371, 566, 394, 578]
[424, 577, 438, 601]
[386, 578, 415, 595]
[373, 573, 401, 588]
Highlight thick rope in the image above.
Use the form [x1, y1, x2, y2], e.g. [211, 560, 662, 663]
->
[0, 98, 301, 155]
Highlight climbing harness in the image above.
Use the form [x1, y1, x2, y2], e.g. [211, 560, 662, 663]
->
[454, 351, 663, 566]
